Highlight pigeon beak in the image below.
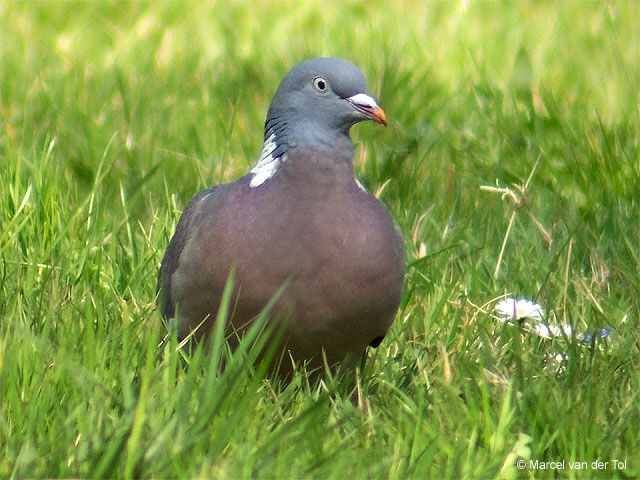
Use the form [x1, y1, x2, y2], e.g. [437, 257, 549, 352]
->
[347, 93, 388, 126]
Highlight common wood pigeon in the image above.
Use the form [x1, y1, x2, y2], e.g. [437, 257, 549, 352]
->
[157, 57, 405, 375]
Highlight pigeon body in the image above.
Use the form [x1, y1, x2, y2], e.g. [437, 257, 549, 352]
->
[157, 58, 405, 373]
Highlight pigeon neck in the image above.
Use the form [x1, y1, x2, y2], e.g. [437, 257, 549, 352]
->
[249, 117, 354, 188]
[268, 116, 353, 156]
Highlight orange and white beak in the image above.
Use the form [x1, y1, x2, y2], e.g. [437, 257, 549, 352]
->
[347, 93, 388, 126]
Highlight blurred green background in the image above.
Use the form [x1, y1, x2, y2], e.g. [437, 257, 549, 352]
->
[1, 1, 638, 478]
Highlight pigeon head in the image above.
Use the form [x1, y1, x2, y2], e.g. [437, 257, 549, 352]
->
[267, 57, 386, 132]
[266, 57, 385, 141]
[250, 57, 386, 187]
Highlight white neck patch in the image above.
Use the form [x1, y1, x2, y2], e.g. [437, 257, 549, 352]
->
[250, 133, 283, 188]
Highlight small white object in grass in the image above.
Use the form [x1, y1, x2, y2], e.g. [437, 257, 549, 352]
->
[250, 133, 281, 187]
[553, 352, 568, 363]
[532, 323, 573, 339]
[495, 297, 544, 322]
[492, 298, 615, 349]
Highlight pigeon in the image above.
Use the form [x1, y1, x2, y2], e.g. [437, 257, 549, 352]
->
[157, 57, 405, 375]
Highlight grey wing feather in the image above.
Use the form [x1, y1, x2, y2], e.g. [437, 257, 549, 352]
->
[157, 186, 218, 319]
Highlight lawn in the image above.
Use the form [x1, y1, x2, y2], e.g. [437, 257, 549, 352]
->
[1, 1, 638, 478]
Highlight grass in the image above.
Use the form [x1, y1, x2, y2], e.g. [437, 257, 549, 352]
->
[1, 0, 638, 478]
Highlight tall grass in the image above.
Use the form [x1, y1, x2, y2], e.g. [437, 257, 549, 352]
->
[1, 1, 638, 478]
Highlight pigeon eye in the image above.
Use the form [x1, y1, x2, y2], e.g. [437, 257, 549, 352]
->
[313, 77, 328, 92]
